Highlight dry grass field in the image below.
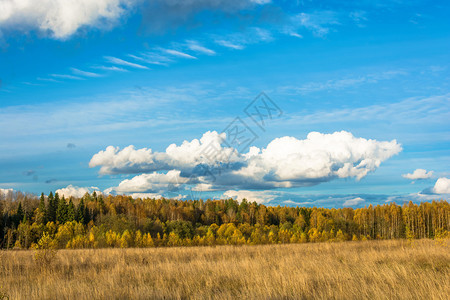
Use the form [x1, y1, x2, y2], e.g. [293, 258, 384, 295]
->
[0, 240, 449, 299]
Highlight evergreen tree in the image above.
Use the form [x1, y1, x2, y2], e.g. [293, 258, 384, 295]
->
[15, 202, 24, 226]
[75, 199, 84, 224]
[39, 193, 46, 213]
[67, 199, 76, 222]
[56, 195, 68, 224]
[46, 192, 57, 222]
[76, 199, 90, 224]
[38, 193, 47, 219]
[98, 195, 106, 215]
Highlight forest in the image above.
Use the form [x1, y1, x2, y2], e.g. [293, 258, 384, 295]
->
[0, 191, 449, 249]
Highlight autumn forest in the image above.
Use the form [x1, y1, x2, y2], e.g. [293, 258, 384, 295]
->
[1, 191, 449, 250]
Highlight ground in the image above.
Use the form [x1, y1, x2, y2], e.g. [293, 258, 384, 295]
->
[1, 240, 449, 299]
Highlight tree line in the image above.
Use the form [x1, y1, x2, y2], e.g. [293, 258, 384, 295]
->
[0, 190, 448, 249]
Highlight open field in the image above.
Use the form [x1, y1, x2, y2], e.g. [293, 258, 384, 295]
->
[1, 240, 449, 299]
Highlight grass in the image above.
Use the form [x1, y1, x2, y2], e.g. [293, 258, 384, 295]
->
[0, 239, 449, 299]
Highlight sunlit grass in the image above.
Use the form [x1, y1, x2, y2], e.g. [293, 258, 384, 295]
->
[1, 239, 449, 299]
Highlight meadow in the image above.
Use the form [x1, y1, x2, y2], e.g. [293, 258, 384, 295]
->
[1, 239, 449, 299]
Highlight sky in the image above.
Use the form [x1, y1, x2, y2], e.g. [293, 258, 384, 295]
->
[0, 0, 449, 208]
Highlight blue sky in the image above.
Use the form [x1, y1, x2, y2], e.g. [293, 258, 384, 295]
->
[0, 0, 449, 207]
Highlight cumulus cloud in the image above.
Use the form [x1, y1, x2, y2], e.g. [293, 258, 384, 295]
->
[0, 0, 132, 39]
[89, 131, 239, 175]
[402, 169, 433, 180]
[92, 130, 401, 194]
[105, 170, 189, 194]
[343, 197, 365, 207]
[55, 184, 101, 198]
[233, 131, 401, 187]
[431, 177, 450, 194]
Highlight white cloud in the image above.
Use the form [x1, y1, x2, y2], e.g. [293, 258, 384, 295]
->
[0, 0, 132, 39]
[215, 39, 244, 50]
[93, 65, 128, 72]
[107, 170, 189, 194]
[234, 131, 401, 185]
[50, 74, 83, 80]
[214, 27, 272, 50]
[104, 56, 149, 69]
[186, 40, 216, 55]
[402, 169, 433, 180]
[343, 197, 365, 207]
[89, 131, 239, 175]
[92, 130, 401, 193]
[349, 11, 368, 27]
[293, 11, 340, 37]
[288, 32, 303, 38]
[432, 177, 450, 194]
[163, 49, 197, 59]
[55, 184, 101, 198]
[223, 190, 276, 204]
[0, 188, 13, 196]
[127, 54, 171, 66]
[71, 68, 102, 78]
[127, 192, 163, 199]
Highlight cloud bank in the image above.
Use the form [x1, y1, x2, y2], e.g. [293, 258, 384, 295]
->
[91, 130, 402, 194]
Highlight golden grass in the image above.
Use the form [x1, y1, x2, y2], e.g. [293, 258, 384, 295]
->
[1, 240, 449, 299]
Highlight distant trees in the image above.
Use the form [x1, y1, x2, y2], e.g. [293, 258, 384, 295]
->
[0, 190, 448, 249]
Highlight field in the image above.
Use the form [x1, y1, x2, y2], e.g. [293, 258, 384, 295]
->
[1, 240, 449, 299]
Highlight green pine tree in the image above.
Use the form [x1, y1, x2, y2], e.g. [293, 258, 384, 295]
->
[15, 202, 24, 226]
[35, 192, 47, 224]
[46, 192, 57, 222]
[76, 199, 86, 224]
[67, 198, 76, 222]
[56, 196, 68, 224]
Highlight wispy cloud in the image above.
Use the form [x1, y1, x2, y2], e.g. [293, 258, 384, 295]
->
[36, 77, 62, 83]
[22, 82, 42, 86]
[71, 68, 102, 78]
[283, 94, 450, 133]
[214, 27, 273, 50]
[163, 49, 197, 59]
[280, 70, 408, 94]
[288, 32, 303, 38]
[293, 11, 340, 37]
[50, 74, 83, 80]
[104, 56, 149, 69]
[215, 39, 245, 50]
[127, 54, 170, 66]
[186, 40, 216, 55]
[349, 11, 368, 27]
[93, 65, 128, 72]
